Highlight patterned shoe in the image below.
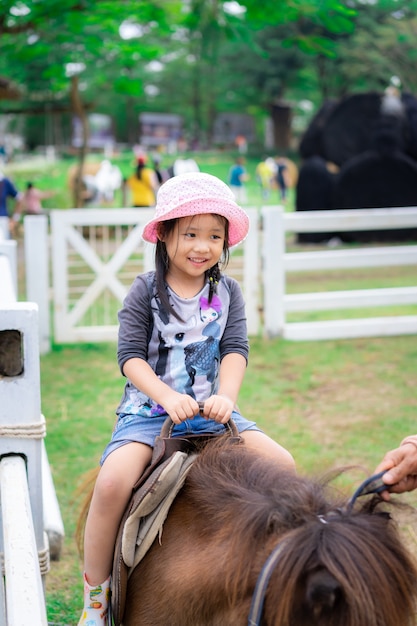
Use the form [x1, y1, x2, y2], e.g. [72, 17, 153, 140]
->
[77, 573, 110, 626]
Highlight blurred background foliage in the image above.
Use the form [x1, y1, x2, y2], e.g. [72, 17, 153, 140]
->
[1, 0, 417, 152]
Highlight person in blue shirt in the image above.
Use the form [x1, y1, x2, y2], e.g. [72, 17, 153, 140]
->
[0, 171, 22, 237]
[228, 156, 249, 203]
[0, 171, 21, 217]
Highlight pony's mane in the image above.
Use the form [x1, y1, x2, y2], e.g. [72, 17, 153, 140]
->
[183, 437, 348, 535]
[180, 437, 417, 625]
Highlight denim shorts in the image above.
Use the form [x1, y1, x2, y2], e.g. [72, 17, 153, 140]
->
[100, 410, 261, 465]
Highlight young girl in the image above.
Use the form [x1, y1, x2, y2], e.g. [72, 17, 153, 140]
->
[78, 172, 295, 626]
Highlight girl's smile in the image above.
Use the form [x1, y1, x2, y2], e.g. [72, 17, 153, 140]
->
[162, 214, 226, 294]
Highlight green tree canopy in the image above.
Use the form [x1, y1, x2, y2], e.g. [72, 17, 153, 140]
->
[1, 0, 417, 149]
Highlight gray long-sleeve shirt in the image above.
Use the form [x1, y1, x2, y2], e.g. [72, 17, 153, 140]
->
[116, 271, 249, 418]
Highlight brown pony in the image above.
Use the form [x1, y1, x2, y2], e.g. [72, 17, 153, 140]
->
[118, 437, 417, 626]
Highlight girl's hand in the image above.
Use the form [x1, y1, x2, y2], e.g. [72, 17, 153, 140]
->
[200, 395, 234, 424]
[162, 392, 200, 425]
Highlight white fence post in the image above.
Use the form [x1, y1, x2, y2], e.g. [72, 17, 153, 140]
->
[242, 208, 260, 336]
[24, 215, 50, 355]
[0, 456, 48, 626]
[0, 303, 49, 624]
[0, 247, 65, 622]
[262, 206, 286, 337]
[143, 241, 155, 273]
[0, 217, 9, 240]
[0, 304, 45, 545]
[0, 240, 17, 302]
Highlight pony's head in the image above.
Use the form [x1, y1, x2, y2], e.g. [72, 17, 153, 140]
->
[186, 440, 417, 626]
[262, 500, 417, 626]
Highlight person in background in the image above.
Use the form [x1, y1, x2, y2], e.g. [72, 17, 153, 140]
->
[374, 435, 417, 500]
[10, 182, 55, 237]
[275, 156, 290, 203]
[0, 170, 22, 238]
[0, 145, 7, 166]
[21, 182, 55, 215]
[125, 156, 159, 208]
[228, 156, 249, 204]
[255, 157, 274, 200]
[93, 160, 123, 203]
[151, 153, 164, 185]
[235, 134, 247, 154]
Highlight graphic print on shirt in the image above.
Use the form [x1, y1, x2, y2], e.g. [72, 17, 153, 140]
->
[117, 277, 229, 419]
[152, 290, 197, 399]
[151, 290, 222, 400]
[183, 294, 222, 398]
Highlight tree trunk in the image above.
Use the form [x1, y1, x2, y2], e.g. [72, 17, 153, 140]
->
[191, 64, 202, 148]
[126, 96, 136, 145]
[270, 102, 293, 152]
[70, 75, 89, 208]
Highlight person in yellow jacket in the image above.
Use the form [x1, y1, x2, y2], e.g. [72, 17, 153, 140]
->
[126, 157, 159, 207]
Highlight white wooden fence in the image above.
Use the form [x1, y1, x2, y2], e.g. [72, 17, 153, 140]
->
[0, 233, 64, 625]
[21, 206, 417, 344]
[49, 208, 260, 341]
[262, 207, 417, 340]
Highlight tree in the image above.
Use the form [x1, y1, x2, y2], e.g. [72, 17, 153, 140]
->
[0, 0, 180, 204]
[311, 2, 417, 98]
[0, 1, 358, 147]
[4, 0, 417, 159]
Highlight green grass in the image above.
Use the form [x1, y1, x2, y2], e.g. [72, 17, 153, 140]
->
[41, 333, 417, 623]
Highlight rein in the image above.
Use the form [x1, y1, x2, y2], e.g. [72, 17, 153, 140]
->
[246, 471, 387, 626]
[247, 540, 288, 626]
[346, 469, 386, 513]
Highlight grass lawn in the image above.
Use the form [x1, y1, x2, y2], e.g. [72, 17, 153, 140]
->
[41, 333, 417, 624]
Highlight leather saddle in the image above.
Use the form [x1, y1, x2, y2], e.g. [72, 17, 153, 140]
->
[110, 416, 241, 625]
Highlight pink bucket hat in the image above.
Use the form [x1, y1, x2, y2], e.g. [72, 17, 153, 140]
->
[142, 172, 249, 246]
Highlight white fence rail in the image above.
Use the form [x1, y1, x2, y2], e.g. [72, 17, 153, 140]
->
[50, 208, 260, 342]
[262, 207, 417, 340]
[25, 216, 51, 355]
[0, 239, 64, 624]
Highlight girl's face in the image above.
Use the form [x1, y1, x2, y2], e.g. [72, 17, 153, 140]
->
[161, 214, 226, 280]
